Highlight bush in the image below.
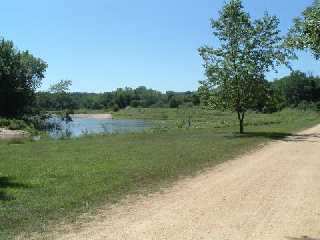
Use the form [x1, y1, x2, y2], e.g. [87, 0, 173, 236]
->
[112, 104, 120, 112]
[169, 98, 181, 108]
[130, 100, 141, 108]
[296, 101, 319, 111]
[23, 113, 54, 131]
[0, 118, 30, 131]
[180, 102, 194, 108]
[150, 101, 166, 108]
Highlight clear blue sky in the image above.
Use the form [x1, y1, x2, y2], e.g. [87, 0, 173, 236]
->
[1, 0, 318, 92]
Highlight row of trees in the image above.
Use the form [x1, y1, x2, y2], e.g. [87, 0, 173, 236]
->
[36, 85, 201, 111]
[199, 0, 320, 133]
[0, 36, 200, 117]
[200, 71, 320, 112]
[0, 39, 47, 117]
[37, 70, 320, 114]
[273, 71, 320, 108]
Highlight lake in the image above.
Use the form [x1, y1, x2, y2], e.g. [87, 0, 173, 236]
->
[49, 117, 152, 138]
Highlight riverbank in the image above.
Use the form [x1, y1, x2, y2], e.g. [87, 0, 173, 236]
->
[0, 128, 30, 140]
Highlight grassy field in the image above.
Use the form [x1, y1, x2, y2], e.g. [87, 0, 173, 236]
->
[0, 108, 319, 239]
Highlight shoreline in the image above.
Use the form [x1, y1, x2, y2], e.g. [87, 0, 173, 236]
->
[0, 128, 30, 140]
[71, 113, 113, 120]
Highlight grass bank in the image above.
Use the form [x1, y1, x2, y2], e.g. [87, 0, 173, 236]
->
[0, 109, 319, 239]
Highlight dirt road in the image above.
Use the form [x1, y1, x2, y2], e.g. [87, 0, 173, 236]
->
[50, 125, 320, 240]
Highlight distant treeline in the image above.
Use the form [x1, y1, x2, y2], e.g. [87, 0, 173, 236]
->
[36, 86, 201, 111]
[273, 71, 320, 109]
[35, 71, 320, 113]
[200, 71, 320, 113]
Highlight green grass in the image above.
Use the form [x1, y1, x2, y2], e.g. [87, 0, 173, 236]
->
[114, 107, 319, 130]
[0, 108, 319, 239]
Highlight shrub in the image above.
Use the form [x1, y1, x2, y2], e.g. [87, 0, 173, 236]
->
[297, 101, 319, 111]
[0, 118, 30, 131]
[169, 98, 181, 108]
[180, 102, 194, 108]
[112, 104, 120, 112]
[23, 113, 54, 131]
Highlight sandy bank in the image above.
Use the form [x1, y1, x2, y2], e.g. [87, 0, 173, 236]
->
[0, 128, 30, 140]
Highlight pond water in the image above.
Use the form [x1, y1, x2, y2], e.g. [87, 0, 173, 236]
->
[49, 117, 152, 138]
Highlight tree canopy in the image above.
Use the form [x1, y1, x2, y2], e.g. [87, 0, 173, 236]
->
[49, 80, 72, 94]
[286, 0, 320, 58]
[36, 87, 200, 111]
[47, 80, 74, 111]
[199, 0, 293, 133]
[0, 38, 47, 117]
[272, 71, 320, 107]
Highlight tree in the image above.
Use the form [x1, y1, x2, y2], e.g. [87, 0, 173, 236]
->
[255, 81, 284, 113]
[286, 0, 320, 59]
[272, 71, 320, 106]
[169, 96, 181, 108]
[49, 80, 75, 111]
[0, 38, 47, 117]
[199, 0, 293, 133]
[49, 79, 72, 94]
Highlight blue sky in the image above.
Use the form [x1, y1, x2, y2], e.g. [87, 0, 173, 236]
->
[1, 0, 318, 92]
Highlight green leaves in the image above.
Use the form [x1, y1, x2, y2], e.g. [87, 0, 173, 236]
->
[286, 1, 320, 59]
[49, 80, 72, 94]
[0, 38, 47, 117]
[199, 0, 292, 133]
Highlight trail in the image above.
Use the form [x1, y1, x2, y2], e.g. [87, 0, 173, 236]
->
[46, 125, 320, 240]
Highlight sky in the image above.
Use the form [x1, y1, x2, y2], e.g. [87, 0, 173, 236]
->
[1, 0, 319, 92]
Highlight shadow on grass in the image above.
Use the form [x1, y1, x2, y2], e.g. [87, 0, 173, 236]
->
[226, 132, 320, 143]
[286, 236, 320, 240]
[0, 176, 29, 201]
[0, 191, 15, 201]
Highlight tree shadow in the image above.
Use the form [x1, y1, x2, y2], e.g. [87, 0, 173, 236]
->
[286, 236, 320, 240]
[0, 176, 29, 201]
[225, 132, 320, 143]
[0, 191, 15, 201]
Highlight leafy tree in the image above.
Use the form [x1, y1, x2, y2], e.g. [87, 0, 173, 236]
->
[255, 81, 284, 113]
[49, 80, 75, 111]
[49, 79, 72, 94]
[191, 93, 201, 106]
[169, 97, 181, 108]
[199, 0, 293, 133]
[272, 71, 320, 106]
[0, 38, 47, 117]
[286, 0, 320, 58]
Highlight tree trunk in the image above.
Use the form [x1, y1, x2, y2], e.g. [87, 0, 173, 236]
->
[239, 118, 244, 134]
[237, 111, 245, 134]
